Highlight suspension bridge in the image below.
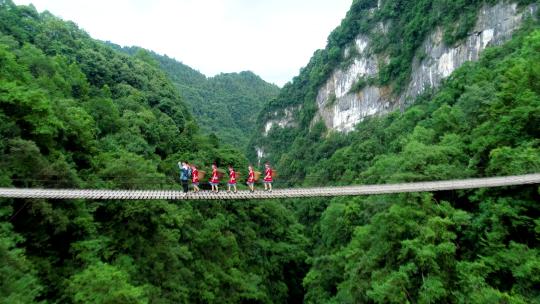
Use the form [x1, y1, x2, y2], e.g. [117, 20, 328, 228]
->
[0, 174, 538, 200]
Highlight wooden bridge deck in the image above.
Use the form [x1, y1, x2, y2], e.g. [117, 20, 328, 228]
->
[0, 174, 538, 200]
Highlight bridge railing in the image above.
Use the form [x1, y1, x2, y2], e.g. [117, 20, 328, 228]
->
[4, 171, 540, 191]
[0, 174, 539, 200]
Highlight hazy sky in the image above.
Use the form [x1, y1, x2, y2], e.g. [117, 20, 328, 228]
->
[13, 0, 352, 86]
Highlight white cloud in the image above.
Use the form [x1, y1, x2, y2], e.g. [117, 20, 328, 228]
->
[13, 0, 352, 86]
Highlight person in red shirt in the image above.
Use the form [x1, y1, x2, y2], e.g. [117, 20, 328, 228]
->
[227, 165, 237, 193]
[191, 164, 200, 193]
[246, 165, 255, 193]
[209, 164, 220, 193]
[263, 163, 273, 192]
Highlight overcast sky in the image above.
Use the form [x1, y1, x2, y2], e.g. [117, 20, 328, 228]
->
[13, 0, 352, 86]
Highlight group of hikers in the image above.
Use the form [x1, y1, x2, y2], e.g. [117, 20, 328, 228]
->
[178, 162, 274, 194]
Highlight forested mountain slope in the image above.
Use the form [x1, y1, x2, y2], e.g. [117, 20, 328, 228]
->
[110, 45, 280, 148]
[161, 58, 280, 149]
[0, 1, 305, 303]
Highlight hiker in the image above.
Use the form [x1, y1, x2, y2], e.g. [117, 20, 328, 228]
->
[191, 164, 200, 193]
[263, 163, 273, 192]
[247, 165, 255, 193]
[227, 165, 237, 193]
[209, 164, 220, 193]
[178, 161, 191, 193]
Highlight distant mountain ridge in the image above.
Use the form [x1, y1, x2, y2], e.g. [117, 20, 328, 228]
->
[108, 44, 280, 148]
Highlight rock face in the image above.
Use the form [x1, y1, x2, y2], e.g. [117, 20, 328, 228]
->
[263, 108, 297, 136]
[314, 35, 389, 132]
[314, 2, 537, 132]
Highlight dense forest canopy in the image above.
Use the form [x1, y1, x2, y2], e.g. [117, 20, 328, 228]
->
[0, 0, 539, 303]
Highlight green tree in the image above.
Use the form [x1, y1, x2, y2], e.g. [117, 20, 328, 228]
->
[66, 262, 147, 304]
[0, 205, 42, 304]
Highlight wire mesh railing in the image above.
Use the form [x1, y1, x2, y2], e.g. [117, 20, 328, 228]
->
[6, 173, 332, 190]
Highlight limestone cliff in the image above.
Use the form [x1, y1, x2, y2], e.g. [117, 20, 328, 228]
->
[314, 2, 537, 132]
[254, 0, 539, 164]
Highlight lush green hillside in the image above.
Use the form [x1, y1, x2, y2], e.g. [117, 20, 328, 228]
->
[185, 70, 280, 149]
[0, 1, 304, 303]
[110, 45, 280, 149]
[163, 61, 280, 149]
